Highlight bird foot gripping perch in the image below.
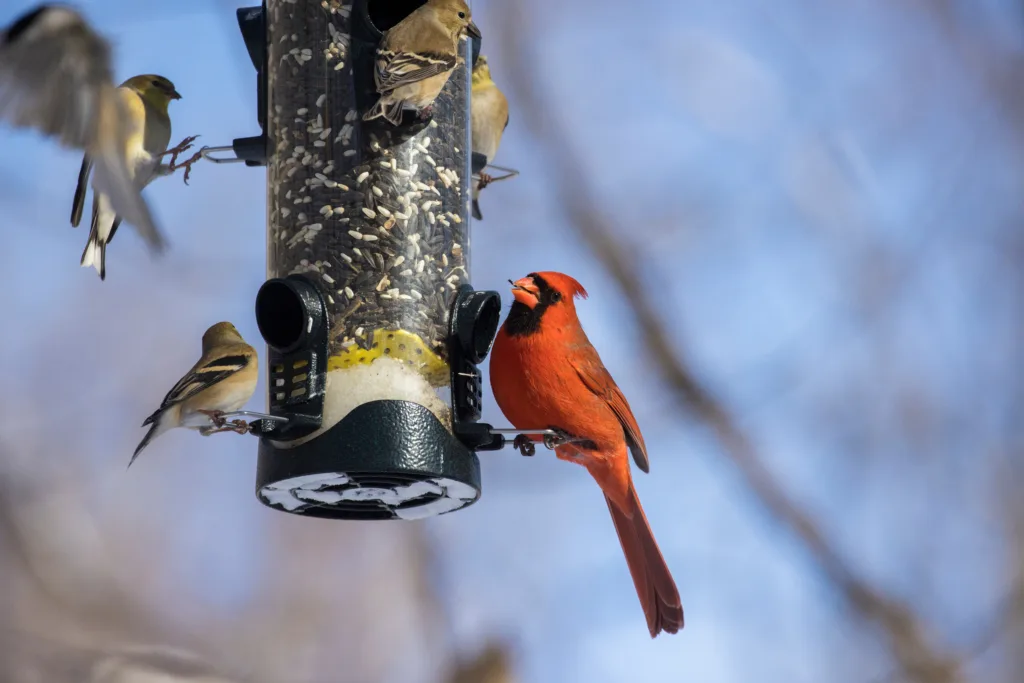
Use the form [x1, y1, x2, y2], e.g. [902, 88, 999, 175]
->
[161, 134, 205, 184]
[199, 410, 290, 436]
[483, 428, 586, 457]
[471, 160, 518, 189]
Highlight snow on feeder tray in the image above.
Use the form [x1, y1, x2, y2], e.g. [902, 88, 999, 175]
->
[248, 0, 500, 520]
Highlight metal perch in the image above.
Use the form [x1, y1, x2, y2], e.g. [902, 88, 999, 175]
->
[472, 163, 518, 183]
[199, 145, 247, 164]
[219, 411, 291, 424]
[485, 428, 586, 456]
[213, 411, 291, 437]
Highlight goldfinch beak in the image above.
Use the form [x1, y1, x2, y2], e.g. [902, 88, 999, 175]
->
[466, 21, 481, 39]
[170, 88, 182, 100]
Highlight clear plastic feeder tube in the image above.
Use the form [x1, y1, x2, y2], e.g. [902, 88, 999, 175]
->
[265, 0, 473, 444]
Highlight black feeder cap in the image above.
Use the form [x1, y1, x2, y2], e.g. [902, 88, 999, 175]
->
[253, 284, 493, 521]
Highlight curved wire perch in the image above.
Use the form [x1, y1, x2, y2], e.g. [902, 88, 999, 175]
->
[219, 411, 291, 423]
[199, 145, 248, 164]
[472, 162, 519, 183]
[213, 411, 291, 437]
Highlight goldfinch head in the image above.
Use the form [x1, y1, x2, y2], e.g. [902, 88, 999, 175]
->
[121, 74, 181, 112]
[430, 0, 481, 41]
[203, 322, 243, 348]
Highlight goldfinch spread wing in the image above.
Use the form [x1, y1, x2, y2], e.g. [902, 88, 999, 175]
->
[374, 50, 456, 93]
[0, 6, 113, 148]
[143, 354, 252, 425]
[0, 6, 164, 251]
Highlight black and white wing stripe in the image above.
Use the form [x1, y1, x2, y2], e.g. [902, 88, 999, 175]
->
[374, 49, 456, 94]
[0, 5, 114, 149]
[142, 354, 251, 426]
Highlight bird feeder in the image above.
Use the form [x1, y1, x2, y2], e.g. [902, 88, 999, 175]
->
[248, 0, 501, 520]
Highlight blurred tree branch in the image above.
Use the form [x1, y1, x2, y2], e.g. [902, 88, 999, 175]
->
[494, 5, 974, 682]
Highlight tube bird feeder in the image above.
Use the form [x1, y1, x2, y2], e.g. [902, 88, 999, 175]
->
[251, 0, 501, 520]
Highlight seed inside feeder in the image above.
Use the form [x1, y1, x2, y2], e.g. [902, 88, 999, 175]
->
[265, 0, 472, 440]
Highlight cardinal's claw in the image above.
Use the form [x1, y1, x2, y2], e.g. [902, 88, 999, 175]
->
[512, 434, 536, 457]
[543, 428, 576, 449]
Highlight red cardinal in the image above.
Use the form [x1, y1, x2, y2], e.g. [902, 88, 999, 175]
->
[489, 271, 684, 637]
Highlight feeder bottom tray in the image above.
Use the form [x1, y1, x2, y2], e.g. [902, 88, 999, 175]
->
[256, 399, 481, 520]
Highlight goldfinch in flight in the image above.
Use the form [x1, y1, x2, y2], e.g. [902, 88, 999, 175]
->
[71, 73, 186, 280]
[0, 5, 166, 254]
[364, 0, 481, 126]
[130, 322, 259, 468]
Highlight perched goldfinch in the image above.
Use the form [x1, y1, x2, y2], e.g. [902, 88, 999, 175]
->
[0, 5, 165, 253]
[470, 54, 508, 221]
[364, 0, 481, 126]
[72, 74, 184, 280]
[130, 322, 259, 467]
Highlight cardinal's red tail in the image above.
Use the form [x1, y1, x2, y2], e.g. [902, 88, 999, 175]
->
[605, 488, 684, 637]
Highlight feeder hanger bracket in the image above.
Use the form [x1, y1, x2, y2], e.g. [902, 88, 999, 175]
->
[203, 5, 269, 167]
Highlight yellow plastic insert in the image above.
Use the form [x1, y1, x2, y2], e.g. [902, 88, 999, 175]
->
[328, 328, 449, 386]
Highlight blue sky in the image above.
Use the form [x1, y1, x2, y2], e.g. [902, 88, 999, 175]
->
[1, 1, 1021, 682]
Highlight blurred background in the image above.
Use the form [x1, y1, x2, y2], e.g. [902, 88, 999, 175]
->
[0, 0, 1021, 681]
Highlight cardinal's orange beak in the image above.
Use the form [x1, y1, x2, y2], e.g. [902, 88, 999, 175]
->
[509, 276, 540, 307]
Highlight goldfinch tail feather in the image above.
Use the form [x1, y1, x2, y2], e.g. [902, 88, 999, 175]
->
[80, 193, 109, 280]
[130, 409, 174, 468]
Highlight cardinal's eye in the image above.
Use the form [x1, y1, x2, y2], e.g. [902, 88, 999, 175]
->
[551, 291, 562, 302]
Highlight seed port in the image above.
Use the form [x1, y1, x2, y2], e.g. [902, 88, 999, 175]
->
[362, 0, 427, 34]
[470, 293, 501, 364]
[447, 285, 501, 438]
[451, 287, 501, 365]
[253, 275, 329, 440]
[255, 281, 305, 353]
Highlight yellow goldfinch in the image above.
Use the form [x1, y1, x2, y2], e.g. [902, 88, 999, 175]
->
[470, 54, 508, 220]
[130, 322, 259, 467]
[364, 0, 482, 126]
[72, 74, 183, 280]
[0, 5, 165, 254]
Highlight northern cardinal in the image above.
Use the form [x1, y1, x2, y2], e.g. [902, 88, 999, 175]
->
[489, 271, 684, 637]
